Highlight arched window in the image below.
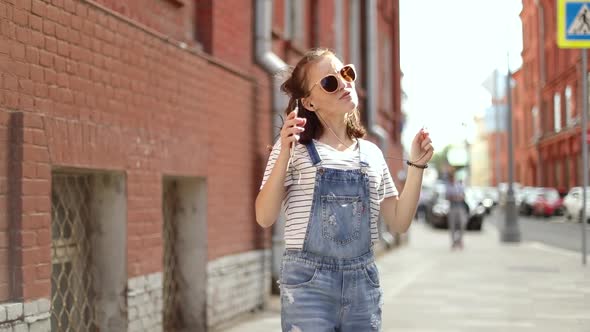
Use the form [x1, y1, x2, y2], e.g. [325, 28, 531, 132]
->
[532, 106, 540, 140]
[554, 92, 561, 132]
[565, 86, 573, 126]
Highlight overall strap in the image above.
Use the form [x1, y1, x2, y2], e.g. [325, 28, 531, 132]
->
[304, 141, 322, 166]
[357, 139, 370, 168]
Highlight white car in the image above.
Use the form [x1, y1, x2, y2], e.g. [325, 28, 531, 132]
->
[563, 187, 590, 222]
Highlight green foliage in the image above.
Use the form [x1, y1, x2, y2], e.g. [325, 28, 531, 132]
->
[430, 144, 453, 173]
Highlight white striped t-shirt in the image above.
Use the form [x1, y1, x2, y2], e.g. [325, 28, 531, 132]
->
[260, 138, 398, 250]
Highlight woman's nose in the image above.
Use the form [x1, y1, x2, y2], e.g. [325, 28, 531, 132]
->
[337, 75, 349, 90]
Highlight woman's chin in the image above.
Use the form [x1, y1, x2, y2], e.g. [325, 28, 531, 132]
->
[344, 98, 358, 110]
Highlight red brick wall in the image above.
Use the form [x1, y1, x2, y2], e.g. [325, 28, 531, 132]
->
[211, 0, 252, 68]
[1, 0, 262, 300]
[91, 0, 197, 44]
[1, 0, 402, 302]
[315, 0, 334, 49]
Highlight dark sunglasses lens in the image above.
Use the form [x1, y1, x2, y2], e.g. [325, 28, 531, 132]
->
[341, 66, 356, 82]
[320, 75, 339, 93]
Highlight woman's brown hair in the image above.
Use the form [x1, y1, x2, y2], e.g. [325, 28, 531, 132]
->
[280, 48, 366, 144]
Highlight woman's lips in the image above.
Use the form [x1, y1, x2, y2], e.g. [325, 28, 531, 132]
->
[340, 91, 351, 100]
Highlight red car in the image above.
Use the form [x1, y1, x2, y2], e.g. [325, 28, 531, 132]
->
[532, 188, 564, 217]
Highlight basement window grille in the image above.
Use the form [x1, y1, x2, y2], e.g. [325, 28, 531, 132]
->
[51, 172, 97, 332]
[162, 179, 183, 330]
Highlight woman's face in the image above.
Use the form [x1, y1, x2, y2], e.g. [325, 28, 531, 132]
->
[304, 55, 358, 116]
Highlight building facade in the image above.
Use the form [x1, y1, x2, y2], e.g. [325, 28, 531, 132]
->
[469, 112, 491, 187]
[517, 0, 589, 191]
[480, 69, 509, 187]
[0, 0, 403, 331]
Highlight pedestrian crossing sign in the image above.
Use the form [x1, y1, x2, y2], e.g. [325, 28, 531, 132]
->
[558, 0, 590, 48]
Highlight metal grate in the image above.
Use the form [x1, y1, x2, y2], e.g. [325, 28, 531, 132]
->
[51, 173, 97, 332]
[162, 180, 183, 330]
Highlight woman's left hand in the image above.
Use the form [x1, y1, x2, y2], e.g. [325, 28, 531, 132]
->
[410, 128, 433, 166]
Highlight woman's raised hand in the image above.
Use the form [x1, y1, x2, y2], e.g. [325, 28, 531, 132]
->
[410, 128, 434, 165]
[280, 110, 306, 153]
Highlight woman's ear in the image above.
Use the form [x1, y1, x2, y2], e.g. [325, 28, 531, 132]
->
[301, 98, 315, 112]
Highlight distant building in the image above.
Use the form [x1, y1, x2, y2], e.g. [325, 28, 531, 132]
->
[481, 69, 509, 186]
[470, 113, 492, 186]
[517, 0, 589, 192]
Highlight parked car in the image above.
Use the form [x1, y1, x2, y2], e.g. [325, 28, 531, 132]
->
[516, 186, 532, 207]
[423, 181, 446, 225]
[532, 188, 564, 217]
[484, 186, 499, 206]
[415, 185, 435, 220]
[470, 186, 495, 214]
[519, 187, 541, 216]
[563, 187, 590, 222]
[425, 186, 486, 231]
[498, 182, 522, 206]
[464, 188, 486, 230]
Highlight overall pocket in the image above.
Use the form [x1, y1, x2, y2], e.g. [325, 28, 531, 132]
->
[363, 262, 381, 288]
[321, 195, 362, 245]
[280, 260, 318, 288]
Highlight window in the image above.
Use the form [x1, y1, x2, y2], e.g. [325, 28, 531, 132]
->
[51, 173, 97, 332]
[348, 0, 361, 68]
[565, 86, 573, 126]
[381, 39, 392, 110]
[532, 106, 540, 140]
[51, 172, 126, 331]
[554, 92, 561, 132]
[284, 0, 303, 43]
[162, 177, 207, 331]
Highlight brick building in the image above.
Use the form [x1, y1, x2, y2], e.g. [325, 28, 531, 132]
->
[0, 0, 403, 330]
[516, 0, 589, 190]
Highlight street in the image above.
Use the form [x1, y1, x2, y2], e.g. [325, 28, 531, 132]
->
[489, 207, 590, 255]
[219, 212, 590, 332]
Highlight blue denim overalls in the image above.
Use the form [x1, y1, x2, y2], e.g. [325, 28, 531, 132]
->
[280, 139, 383, 332]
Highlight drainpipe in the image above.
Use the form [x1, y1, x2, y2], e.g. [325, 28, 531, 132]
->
[255, 0, 288, 139]
[535, 0, 545, 186]
[365, 0, 388, 150]
[255, 0, 288, 294]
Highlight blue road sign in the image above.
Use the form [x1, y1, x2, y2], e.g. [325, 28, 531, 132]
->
[558, 0, 590, 48]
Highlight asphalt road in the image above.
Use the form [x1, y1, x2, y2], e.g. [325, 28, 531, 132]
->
[487, 206, 590, 254]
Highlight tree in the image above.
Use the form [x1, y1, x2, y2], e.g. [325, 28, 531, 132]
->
[429, 144, 453, 176]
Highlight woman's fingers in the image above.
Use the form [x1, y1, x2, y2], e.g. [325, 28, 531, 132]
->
[284, 117, 306, 129]
[421, 138, 432, 150]
[283, 126, 305, 136]
[280, 111, 306, 152]
[280, 125, 304, 146]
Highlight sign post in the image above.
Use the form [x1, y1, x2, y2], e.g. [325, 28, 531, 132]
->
[558, 0, 590, 265]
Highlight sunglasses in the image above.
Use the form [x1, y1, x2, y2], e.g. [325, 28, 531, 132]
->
[309, 64, 356, 94]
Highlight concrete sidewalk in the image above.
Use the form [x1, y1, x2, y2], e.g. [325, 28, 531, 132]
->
[218, 220, 590, 331]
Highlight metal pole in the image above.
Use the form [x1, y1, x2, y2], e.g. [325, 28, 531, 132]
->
[502, 61, 521, 243]
[581, 49, 588, 265]
[494, 71, 501, 186]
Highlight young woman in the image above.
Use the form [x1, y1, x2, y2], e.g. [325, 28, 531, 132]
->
[255, 48, 433, 331]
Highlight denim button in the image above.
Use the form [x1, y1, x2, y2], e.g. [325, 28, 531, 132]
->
[318, 168, 325, 175]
